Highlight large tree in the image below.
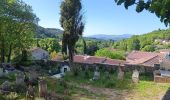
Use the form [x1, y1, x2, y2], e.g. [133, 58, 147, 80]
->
[60, 0, 85, 65]
[0, 0, 38, 63]
[115, 0, 170, 26]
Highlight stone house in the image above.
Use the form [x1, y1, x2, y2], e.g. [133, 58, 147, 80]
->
[125, 51, 165, 73]
[29, 47, 49, 60]
[154, 53, 170, 83]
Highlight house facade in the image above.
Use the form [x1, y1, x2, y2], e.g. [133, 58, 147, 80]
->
[30, 47, 49, 60]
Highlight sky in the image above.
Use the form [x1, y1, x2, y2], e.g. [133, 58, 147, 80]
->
[23, 0, 168, 36]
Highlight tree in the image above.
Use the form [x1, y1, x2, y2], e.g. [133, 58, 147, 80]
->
[86, 41, 99, 56]
[142, 45, 155, 52]
[115, 0, 170, 26]
[95, 49, 125, 60]
[60, 0, 85, 66]
[127, 36, 140, 51]
[0, 0, 38, 63]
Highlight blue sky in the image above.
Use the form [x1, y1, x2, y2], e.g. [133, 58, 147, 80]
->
[23, 0, 168, 36]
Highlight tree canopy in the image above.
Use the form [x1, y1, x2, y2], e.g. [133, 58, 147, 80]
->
[60, 0, 85, 62]
[115, 0, 170, 26]
[0, 0, 38, 62]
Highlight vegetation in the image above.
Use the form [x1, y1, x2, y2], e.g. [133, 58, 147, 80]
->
[0, 0, 38, 63]
[115, 0, 170, 26]
[114, 28, 170, 51]
[60, 0, 85, 64]
[95, 48, 125, 60]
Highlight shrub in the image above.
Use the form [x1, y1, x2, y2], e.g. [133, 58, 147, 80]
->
[95, 49, 125, 60]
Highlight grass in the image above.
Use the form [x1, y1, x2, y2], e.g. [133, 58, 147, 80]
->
[46, 77, 107, 99]
[63, 70, 170, 99]
[64, 70, 134, 90]
[0, 70, 169, 99]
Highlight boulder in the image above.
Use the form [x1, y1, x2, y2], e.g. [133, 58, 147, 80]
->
[1, 81, 11, 91]
[92, 71, 100, 80]
[16, 73, 25, 86]
[132, 69, 139, 83]
[0, 68, 4, 77]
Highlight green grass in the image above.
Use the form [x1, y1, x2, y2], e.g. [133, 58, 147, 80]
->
[64, 71, 135, 90]
[46, 77, 107, 99]
[63, 70, 170, 99]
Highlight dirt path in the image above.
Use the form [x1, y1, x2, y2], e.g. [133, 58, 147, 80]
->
[72, 83, 133, 100]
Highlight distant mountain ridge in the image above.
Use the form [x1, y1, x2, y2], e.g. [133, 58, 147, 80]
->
[36, 26, 63, 38]
[35, 26, 132, 40]
[87, 34, 132, 41]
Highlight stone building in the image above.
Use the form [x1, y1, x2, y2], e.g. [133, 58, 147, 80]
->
[29, 47, 49, 60]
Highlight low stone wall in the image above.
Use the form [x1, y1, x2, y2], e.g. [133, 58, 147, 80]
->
[125, 64, 154, 73]
[32, 60, 155, 73]
[154, 76, 170, 83]
[73, 62, 120, 72]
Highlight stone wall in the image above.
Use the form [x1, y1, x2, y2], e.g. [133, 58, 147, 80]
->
[154, 76, 170, 83]
[32, 60, 155, 73]
[125, 64, 154, 73]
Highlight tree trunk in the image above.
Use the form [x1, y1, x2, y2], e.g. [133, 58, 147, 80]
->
[1, 37, 5, 63]
[7, 43, 12, 63]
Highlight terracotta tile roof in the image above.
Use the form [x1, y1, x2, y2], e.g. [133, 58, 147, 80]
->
[126, 51, 165, 67]
[103, 58, 126, 66]
[73, 55, 126, 66]
[73, 55, 106, 64]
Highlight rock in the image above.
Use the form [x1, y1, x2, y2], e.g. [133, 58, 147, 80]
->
[1, 81, 11, 91]
[16, 72, 25, 86]
[117, 67, 124, 80]
[132, 69, 139, 83]
[0, 68, 4, 77]
[29, 71, 38, 85]
[92, 71, 100, 80]
[39, 79, 47, 99]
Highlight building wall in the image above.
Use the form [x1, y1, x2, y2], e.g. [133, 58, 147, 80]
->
[32, 49, 49, 60]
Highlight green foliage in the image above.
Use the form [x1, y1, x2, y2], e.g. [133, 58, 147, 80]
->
[75, 38, 114, 55]
[86, 41, 99, 56]
[35, 38, 61, 53]
[115, 0, 170, 26]
[60, 0, 85, 62]
[0, 0, 38, 63]
[127, 35, 140, 51]
[64, 71, 134, 90]
[141, 45, 155, 52]
[114, 28, 170, 52]
[95, 48, 125, 60]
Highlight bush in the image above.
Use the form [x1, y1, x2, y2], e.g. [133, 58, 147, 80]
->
[95, 49, 125, 60]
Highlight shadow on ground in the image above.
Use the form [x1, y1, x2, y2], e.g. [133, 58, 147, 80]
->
[162, 87, 170, 100]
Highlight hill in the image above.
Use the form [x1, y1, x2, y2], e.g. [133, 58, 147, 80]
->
[114, 28, 170, 51]
[36, 26, 63, 38]
[87, 34, 132, 41]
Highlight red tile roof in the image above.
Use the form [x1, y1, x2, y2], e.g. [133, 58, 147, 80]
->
[103, 58, 126, 66]
[73, 55, 126, 66]
[126, 51, 165, 67]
